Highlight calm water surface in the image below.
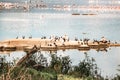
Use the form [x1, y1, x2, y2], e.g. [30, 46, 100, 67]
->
[0, 12, 120, 78]
[0, 13, 120, 41]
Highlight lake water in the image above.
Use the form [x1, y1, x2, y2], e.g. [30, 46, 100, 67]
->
[0, 12, 120, 78]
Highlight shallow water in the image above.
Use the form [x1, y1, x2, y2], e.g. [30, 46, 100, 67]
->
[0, 12, 120, 78]
[0, 13, 120, 41]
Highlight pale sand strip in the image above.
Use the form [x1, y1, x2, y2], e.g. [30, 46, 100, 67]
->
[0, 38, 120, 51]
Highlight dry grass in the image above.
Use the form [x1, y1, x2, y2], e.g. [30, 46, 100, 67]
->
[58, 74, 83, 80]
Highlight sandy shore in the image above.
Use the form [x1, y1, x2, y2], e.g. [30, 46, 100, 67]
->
[0, 38, 80, 48]
[0, 38, 120, 51]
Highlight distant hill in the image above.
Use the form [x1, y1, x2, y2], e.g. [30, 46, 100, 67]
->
[0, 0, 119, 6]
